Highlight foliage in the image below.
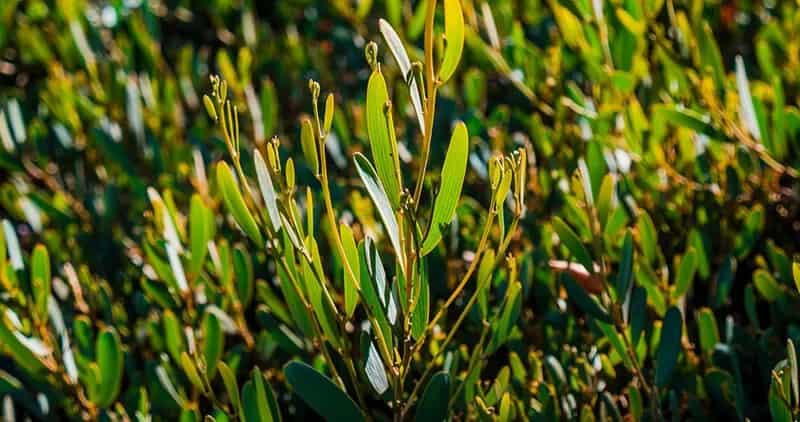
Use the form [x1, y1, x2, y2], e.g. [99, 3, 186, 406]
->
[0, 0, 799, 421]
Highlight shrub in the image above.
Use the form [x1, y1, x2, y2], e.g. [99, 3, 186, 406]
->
[0, 0, 799, 421]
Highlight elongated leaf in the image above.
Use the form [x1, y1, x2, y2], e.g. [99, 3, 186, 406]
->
[596, 321, 634, 370]
[379, 19, 425, 133]
[31, 244, 50, 322]
[95, 328, 123, 407]
[202, 312, 223, 379]
[300, 119, 319, 175]
[735, 55, 761, 141]
[364, 339, 389, 394]
[340, 223, 360, 317]
[189, 194, 214, 276]
[439, 0, 464, 83]
[754, 269, 783, 302]
[696, 308, 719, 358]
[359, 238, 394, 352]
[655, 307, 682, 387]
[217, 162, 263, 245]
[421, 122, 469, 255]
[673, 248, 697, 298]
[637, 212, 657, 265]
[283, 361, 364, 422]
[218, 362, 241, 415]
[1, 220, 23, 270]
[242, 367, 279, 422]
[615, 230, 633, 298]
[0, 317, 46, 374]
[365, 68, 401, 207]
[416, 372, 450, 422]
[553, 217, 593, 272]
[353, 153, 404, 270]
[654, 105, 724, 140]
[254, 149, 282, 232]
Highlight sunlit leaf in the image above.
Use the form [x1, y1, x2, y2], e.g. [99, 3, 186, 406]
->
[421, 122, 468, 255]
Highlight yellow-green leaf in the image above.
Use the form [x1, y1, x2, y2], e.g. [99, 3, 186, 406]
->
[217, 162, 263, 245]
[421, 122, 469, 255]
[365, 68, 402, 208]
[340, 223, 360, 317]
[31, 244, 50, 322]
[439, 0, 465, 83]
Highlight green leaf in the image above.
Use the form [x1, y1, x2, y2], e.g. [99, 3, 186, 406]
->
[672, 248, 697, 298]
[653, 104, 725, 140]
[415, 371, 450, 422]
[596, 321, 634, 370]
[696, 307, 719, 359]
[421, 121, 469, 255]
[283, 361, 364, 422]
[300, 119, 319, 175]
[242, 367, 279, 422]
[553, 217, 593, 272]
[615, 230, 633, 298]
[218, 362, 241, 415]
[365, 68, 401, 208]
[439, 0, 464, 83]
[179, 352, 206, 393]
[359, 238, 394, 352]
[95, 328, 124, 407]
[695, 21, 725, 92]
[0, 315, 47, 374]
[637, 212, 658, 265]
[655, 307, 682, 387]
[770, 375, 792, 422]
[189, 194, 214, 276]
[254, 149, 282, 232]
[217, 162, 263, 245]
[30, 244, 50, 322]
[378, 18, 425, 133]
[794, 262, 800, 294]
[202, 312, 224, 379]
[340, 223, 360, 317]
[354, 153, 404, 271]
[754, 269, 783, 302]
[163, 310, 185, 362]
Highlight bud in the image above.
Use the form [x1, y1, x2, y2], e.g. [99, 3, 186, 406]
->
[202, 95, 217, 121]
[365, 42, 378, 70]
[285, 157, 295, 190]
[323, 93, 335, 135]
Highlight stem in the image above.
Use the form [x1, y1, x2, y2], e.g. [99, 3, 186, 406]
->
[412, 0, 439, 210]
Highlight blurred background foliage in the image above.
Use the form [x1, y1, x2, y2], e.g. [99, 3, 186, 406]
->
[0, 0, 800, 420]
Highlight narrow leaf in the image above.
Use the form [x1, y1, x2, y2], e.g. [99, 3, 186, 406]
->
[254, 149, 282, 232]
[439, 0, 464, 83]
[354, 153, 404, 271]
[655, 307, 683, 387]
[421, 122, 469, 255]
[217, 162, 263, 245]
[365, 68, 401, 207]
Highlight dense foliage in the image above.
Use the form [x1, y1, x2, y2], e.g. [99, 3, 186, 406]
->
[1, 0, 800, 420]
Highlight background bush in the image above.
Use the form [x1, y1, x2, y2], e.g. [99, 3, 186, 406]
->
[0, 0, 799, 420]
